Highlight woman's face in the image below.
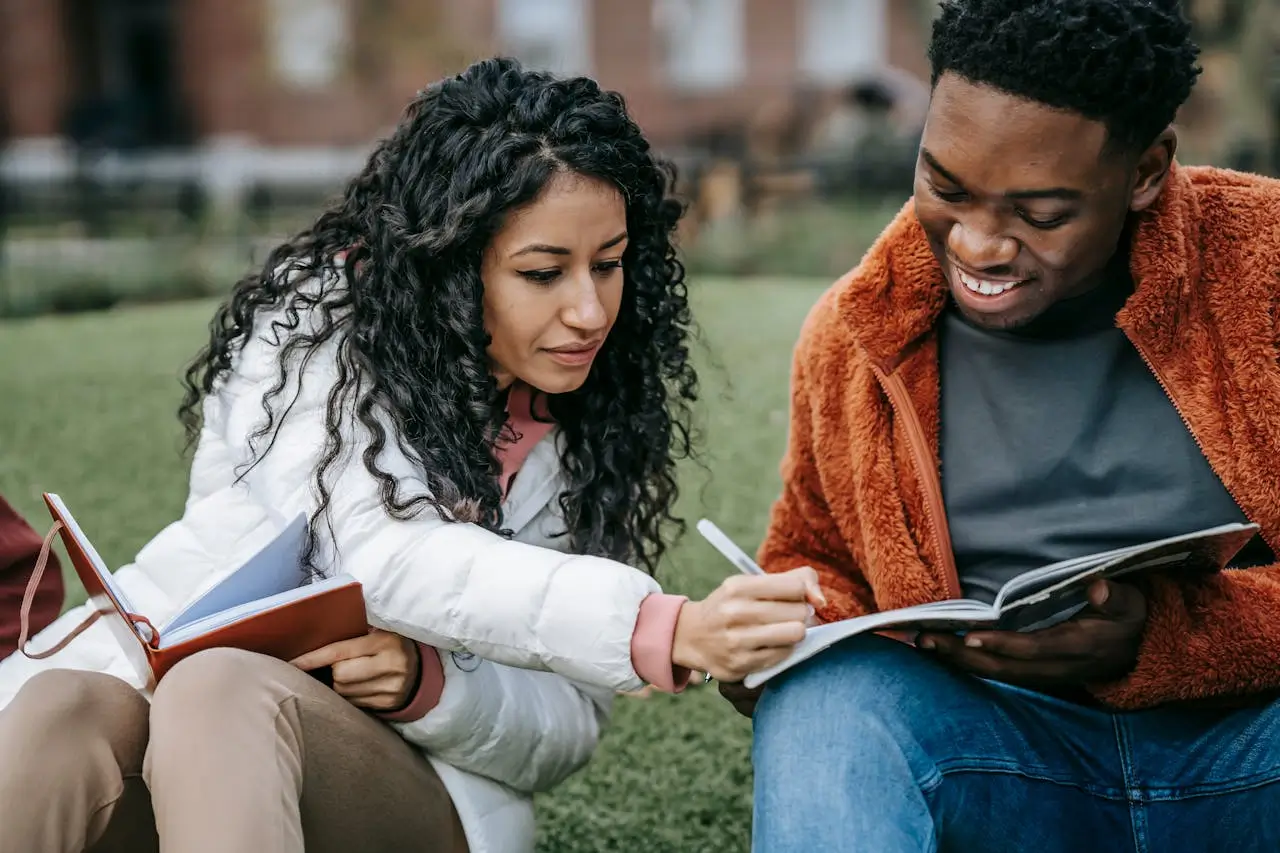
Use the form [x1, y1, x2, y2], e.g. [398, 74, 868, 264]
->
[481, 171, 627, 395]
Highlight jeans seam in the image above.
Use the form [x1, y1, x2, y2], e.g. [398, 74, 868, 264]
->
[1112, 715, 1145, 853]
[1134, 770, 1280, 801]
[934, 763, 1128, 801]
[918, 765, 944, 795]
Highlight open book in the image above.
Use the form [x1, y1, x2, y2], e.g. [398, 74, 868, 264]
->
[38, 493, 369, 688]
[698, 521, 1259, 690]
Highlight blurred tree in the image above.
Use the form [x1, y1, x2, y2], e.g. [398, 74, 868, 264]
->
[1188, 0, 1280, 173]
[912, 0, 939, 45]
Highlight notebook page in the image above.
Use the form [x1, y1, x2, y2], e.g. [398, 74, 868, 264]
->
[743, 598, 997, 689]
[994, 522, 1257, 611]
[993, 543, 1144, 608]
[160, 573, 358, 647]
[163, 514, 309, 633]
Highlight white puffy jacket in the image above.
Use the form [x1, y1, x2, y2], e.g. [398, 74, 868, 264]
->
[0, 303, 664, 852]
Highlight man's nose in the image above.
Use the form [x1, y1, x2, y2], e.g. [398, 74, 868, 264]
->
[947, 215, 1018, 269]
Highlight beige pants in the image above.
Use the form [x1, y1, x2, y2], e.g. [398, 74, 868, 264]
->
[0, 648, 468, 853]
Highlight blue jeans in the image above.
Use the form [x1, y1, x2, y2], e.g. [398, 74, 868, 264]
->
[752, 635, 1280, 853]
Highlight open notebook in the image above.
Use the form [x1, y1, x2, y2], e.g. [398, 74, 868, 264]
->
[697, 520, 1259, 690]
[37, 493, 369, 687]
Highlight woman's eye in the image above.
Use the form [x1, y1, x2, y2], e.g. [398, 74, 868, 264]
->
[519, 269, 560, 284]
[593, 259, 623, 275]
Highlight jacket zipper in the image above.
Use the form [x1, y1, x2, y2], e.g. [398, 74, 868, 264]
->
[1129, 337, 1280, 557]
[871, 363, 963, 600]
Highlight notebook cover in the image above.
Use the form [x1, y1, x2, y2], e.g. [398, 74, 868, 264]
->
[148, 581, 369, 682]
[43, 494, 155, 686]
[45, 493, 370, 688]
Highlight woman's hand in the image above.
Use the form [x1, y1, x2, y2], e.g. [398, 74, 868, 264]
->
[673, 567, 825, 683]
[290, 628, 422, 712]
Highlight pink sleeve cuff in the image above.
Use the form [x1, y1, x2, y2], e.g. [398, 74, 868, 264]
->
[631, 593, 692, 694]
[377, 642, 446, 723]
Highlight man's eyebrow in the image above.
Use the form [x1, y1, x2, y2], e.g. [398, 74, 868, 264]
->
[921, 149, 965, 188]
[921, 148, 1083, 201]
[1004, 186, 1084, 201]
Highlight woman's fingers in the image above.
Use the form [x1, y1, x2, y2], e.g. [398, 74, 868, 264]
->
[719, 599, 813, 629]
[333, 674, 406, 699]
[738, 620, 808, 651]
[330, 648, 412, 685]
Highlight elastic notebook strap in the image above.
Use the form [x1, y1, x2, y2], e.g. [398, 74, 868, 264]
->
[132, 613, 160, 649]
[20, 522, 161, 657]
[19, 521, 102, 660]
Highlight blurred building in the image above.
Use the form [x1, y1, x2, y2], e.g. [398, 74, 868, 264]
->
[0, 0, 928, 205]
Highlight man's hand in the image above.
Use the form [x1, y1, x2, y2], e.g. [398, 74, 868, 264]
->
[290, 628, 422, 711]
[718, 680, 764, 718]
[917, 579, 1147, 688]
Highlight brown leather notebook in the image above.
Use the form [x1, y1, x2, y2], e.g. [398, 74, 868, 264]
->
[23, 493, 368, 689]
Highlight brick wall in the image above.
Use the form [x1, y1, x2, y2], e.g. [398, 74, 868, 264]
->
[2, 0, 929, 148]
[178, 0, 458, 145]
[0, 0, 70, 138]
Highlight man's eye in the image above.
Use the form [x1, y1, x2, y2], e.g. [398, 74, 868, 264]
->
[1019, 211, 1070, 230]
[928, 184, 968, 203]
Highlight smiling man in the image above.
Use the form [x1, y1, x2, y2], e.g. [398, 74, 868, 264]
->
[728, 1, 1280, 851]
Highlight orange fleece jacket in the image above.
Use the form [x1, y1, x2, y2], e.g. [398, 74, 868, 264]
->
[758, 163, 1280, 711]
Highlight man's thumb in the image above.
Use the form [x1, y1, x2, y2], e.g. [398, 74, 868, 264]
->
[1087, 579, 1140, 617]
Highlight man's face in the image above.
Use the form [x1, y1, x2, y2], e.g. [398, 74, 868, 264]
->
[914, 73, 1151, 331]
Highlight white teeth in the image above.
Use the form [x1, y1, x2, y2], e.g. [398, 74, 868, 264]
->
[958, 270, 1021, 297]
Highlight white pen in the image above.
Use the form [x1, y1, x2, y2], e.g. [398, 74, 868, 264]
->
[698, 518, 821, 630]
[697, 518, 765, 575]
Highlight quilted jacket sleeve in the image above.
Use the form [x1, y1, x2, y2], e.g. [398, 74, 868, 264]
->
[207, 318, 667, 788]
[391, 651, 613, 793]
[217, 318, 661, 688]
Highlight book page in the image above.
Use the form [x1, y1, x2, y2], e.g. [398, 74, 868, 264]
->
[163, 514, 310, 634]
[992, 542, 1146, 609]
[743, 599, 997, 689]
[993, 523, 1257, 611]
[993, 522, 1258, 632]
[160, 573, 359, 648]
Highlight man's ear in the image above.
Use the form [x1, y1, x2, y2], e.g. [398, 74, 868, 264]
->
[1129, 129, 1177, 213]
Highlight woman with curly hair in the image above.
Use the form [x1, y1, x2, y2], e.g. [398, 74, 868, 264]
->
[0, 59, 819, 853]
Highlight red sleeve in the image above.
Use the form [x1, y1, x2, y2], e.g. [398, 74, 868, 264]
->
[0, 496, 65, 657]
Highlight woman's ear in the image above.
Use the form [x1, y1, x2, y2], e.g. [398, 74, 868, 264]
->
[1129, 129, 1177, 214]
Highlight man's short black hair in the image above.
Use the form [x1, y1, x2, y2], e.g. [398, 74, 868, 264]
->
[928, 0, 1202, 152]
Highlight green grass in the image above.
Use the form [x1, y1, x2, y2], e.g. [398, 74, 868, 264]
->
[0, 277, 830, 852]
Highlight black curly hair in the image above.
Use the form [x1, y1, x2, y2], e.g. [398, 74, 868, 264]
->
[928, 0, 1202, 152]
[178, 57, 698, 576]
